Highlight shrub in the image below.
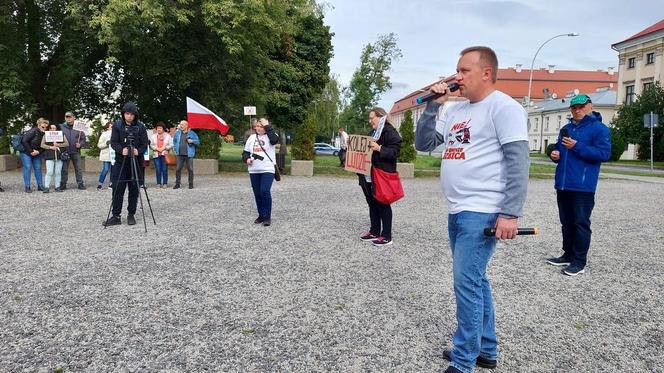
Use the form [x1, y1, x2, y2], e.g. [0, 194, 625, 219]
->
[398, 110, 416, 163]
[195, 129, 222, 159]
[292, 113, 316, 160]
[85, 118, 103, 157]
[609, 129, 626, 161]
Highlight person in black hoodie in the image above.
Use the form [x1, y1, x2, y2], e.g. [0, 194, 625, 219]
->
[20, 118, 48, 193]
[103, 102, 149, 226]
[358, 107, 402, 246]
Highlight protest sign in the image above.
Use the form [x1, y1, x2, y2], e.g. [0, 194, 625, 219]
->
[344, 134, 374, 175]
[44, 131, 63, 143]
[73, 120, 86, 132]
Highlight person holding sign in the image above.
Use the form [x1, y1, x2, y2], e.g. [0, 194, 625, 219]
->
[60, 111, 88, 190]
[358, 107, 402, 247]
[40, 123, 69, 193]
[20, 118, 48, 193]
[97, 121, 114, 190]
[242, 118, 279, 227]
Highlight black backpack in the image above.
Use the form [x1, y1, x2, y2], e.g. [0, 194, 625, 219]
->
[11, 132, 25, 153]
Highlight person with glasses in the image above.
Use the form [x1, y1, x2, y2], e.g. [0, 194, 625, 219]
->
[20, 118, 48, 193]
[547, 94, 611, 276]
[60, 111, 88, 190]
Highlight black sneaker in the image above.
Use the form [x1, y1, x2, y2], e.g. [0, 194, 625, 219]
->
[443, 348, 497, 369]
[443, 367, 463, 373]
[103, 216, 122, 226]
[43, 188, 50, 194]
[77, 184, 86, 190]
[254, 217, 264, 224]
[188, 184, 194, 189]
[25, 187, 32, 193]
[360, 232, 378, 241]
[127, 215, 137, 225]
[54, 187, 63, 192]
[97, 185, 102, 190]
[173, 184, 181, 189]
[546, 256, 571, 266]
[562, 265, 585, 276]
[372, 237, 393, 246]
[262, 219, 271, 227]
[37, 186, 44, 192]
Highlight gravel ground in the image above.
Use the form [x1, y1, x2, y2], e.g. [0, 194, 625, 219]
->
[1, 170, 663, 372]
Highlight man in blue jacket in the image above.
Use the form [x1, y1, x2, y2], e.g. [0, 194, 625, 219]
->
[173, 120, 200, 189]
[547, 94, 611, 276]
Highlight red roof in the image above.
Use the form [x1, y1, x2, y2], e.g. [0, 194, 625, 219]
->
[390, 68, 618, 114]
[613, 18, 664, 46]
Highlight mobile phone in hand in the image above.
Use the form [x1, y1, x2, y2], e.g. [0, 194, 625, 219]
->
[560, 128, 569, 138]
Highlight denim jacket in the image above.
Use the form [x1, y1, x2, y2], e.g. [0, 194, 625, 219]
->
[173, 129, 200, 158]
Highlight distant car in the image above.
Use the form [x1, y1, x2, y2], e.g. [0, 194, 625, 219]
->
[314, 143, 340, 156]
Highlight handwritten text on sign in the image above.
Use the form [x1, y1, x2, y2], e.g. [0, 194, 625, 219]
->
[344, 134, 374, 175]
[73, 120, 87, 132]
[44, 131, 63, 143]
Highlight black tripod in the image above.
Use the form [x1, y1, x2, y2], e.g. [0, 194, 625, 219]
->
[104, 141, 156, 232]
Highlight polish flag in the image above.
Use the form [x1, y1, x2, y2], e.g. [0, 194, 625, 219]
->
[186, 97, 229, 135]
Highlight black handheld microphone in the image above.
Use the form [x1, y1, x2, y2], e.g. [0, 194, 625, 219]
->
[483, 228, 539, 236]
[416, 83, 460, 104]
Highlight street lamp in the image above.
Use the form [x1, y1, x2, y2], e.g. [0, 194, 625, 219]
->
[525, 33, 579, 107]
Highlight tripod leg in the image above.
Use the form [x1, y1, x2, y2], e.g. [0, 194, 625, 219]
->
[142, 184, 157, 225]
[104, 155, 127, 227]
[130, 154, 148, 233]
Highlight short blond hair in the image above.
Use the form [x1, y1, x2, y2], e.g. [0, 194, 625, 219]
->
[460, 46, 498, 83]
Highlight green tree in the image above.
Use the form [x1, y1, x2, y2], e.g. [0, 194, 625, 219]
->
[609, 129, 626, 161]
[340, 33, 402, 134]
[85, 118, 104, 157]
[398, 110, 416, 162]
[314, 75, 342, 141]
[292, 111, 316, 160]
[612, 82, 664, 161]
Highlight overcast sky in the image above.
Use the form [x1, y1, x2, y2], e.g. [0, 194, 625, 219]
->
[324, 0, 663, 109]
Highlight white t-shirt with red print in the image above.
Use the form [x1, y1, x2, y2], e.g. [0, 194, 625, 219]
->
[244, 133, 276, 174]
[436, 90, 528, 214]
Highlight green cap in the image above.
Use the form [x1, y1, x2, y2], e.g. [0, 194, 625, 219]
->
[570, 94, 591, 107]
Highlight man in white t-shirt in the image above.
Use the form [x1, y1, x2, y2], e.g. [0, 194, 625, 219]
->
[415, 46, 529, 373]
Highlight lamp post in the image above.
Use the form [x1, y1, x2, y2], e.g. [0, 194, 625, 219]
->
[526, 33, 579, 107]
[526, 32, 578, 153]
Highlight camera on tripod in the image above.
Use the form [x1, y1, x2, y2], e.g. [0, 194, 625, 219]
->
[124, 125, 140, 154]
[251, 153, 264, 161]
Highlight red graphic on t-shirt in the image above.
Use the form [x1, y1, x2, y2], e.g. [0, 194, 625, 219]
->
[444, 119, 471, 160]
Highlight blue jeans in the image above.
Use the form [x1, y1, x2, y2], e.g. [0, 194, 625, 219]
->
[556, 190, 595, 268]
[250, 172, 274, 219]
[153, 156, 168, 185]
[20, 152, 44, 189]
[448, 211, 499, 373]
[98, 161, 111, 184]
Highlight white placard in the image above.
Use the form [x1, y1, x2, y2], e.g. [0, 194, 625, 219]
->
[73, 120, 87, 132]
[45, 131, 63, 142]
[244, 106, 257, 116]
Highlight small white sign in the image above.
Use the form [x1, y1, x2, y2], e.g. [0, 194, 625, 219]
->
[244, 106, 257, 116]
[73, 120, 87, 132]
[45, 131, 63, 142]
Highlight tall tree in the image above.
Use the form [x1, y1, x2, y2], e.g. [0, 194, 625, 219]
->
[340, 33, 402, 134]
[612, 82, 664, 161]
[314, 75, 342, 141]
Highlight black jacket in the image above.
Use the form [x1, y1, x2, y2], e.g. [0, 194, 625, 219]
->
[21, 127, 44, 154]
[370, 123, 402, 173]
[111, 120, 149, 161]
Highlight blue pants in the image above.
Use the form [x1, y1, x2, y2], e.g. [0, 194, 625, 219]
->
[448, 211, 498, 373]
[557, 190, 595, 268]
[20, 152, 44, 189]
[98, 161, 111, 184]
[250, 172, 274, 219]
[153, 156, 168, 185]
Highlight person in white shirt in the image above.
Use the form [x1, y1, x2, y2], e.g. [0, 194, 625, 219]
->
[415, 46, 529, 373]
[338, 127, 349, 166]
[97, 121, 114, 190]
[150, 122, 173, 188]
[242, 118, 279, 227]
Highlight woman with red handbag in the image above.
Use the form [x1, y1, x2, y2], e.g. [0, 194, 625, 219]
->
[358, 107, 402, 246]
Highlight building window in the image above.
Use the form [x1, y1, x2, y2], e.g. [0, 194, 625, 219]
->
[644, 82, 654, 92]
[625, 85, 635, 104]
[557, 115, 562, 129]
[646, 52, 655, 65]
[627, 57, 635, 69]
[534, 118, 539, 131]
[545, 117, 549, 131]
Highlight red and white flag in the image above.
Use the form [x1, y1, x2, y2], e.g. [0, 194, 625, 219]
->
[186, 97, 229, 135]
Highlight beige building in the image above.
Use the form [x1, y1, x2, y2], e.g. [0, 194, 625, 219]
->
[527, 90, 617, 153]
[612, 19, 664, 104]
